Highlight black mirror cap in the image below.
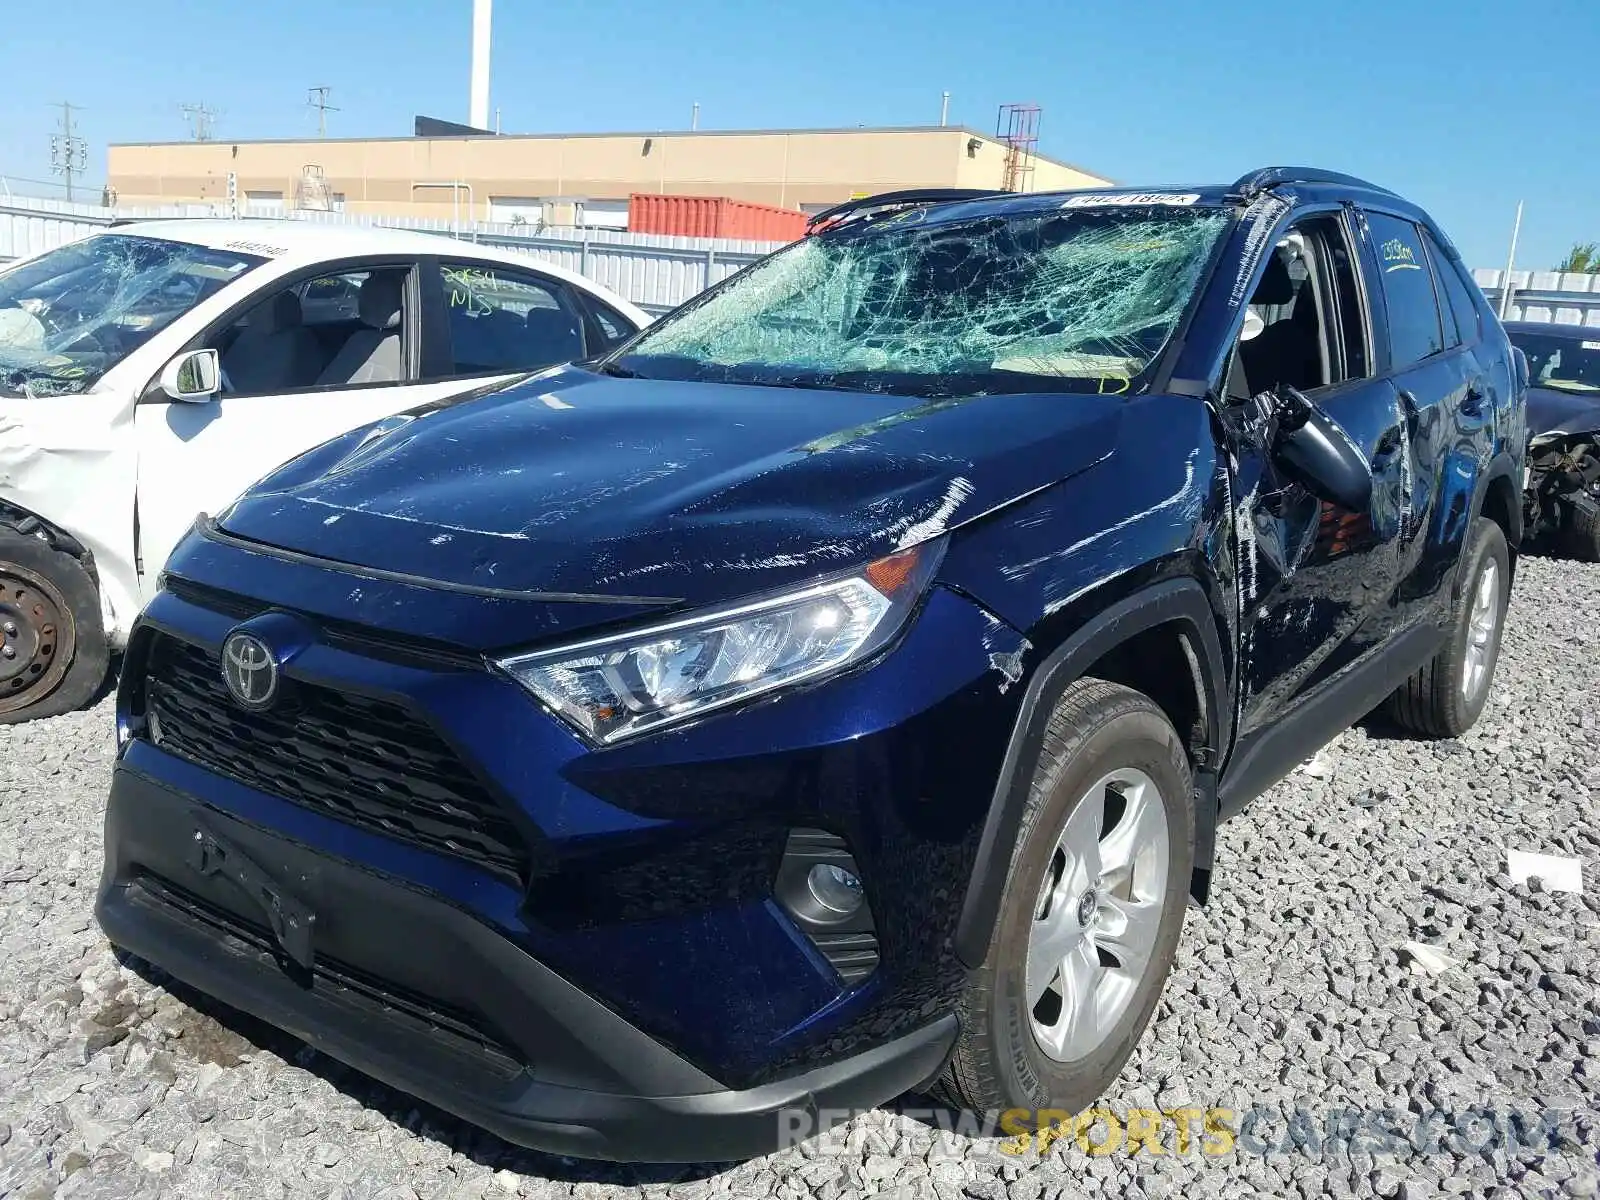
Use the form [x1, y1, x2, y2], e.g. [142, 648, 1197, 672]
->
[1273, 389, 1374, 513]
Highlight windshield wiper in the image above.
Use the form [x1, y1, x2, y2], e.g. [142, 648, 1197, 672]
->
[595, 361, 642, 379]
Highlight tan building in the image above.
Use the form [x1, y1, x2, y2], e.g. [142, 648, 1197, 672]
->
[106, 125, 1114, 227]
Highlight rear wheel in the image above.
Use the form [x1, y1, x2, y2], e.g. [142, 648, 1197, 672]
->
[937, 678, 1194, 1123]
[0, 530, 108, 724]
[1384, 517, 1509, 738]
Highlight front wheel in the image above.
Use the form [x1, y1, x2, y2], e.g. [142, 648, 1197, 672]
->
[938, 678, 1194, 1123]
[0, 530, 109, 724]
[1384, 517, 1510, 738]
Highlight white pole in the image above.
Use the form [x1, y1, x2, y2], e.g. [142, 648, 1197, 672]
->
[940, 91, 950, 127]
[691, 101, 700, 131]
[470, 0, 492, 131]
[1498, 200, 1524, 320]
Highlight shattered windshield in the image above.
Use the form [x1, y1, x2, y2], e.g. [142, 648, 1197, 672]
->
[609, 204, 1232, 397]
[0, 234, 263, 397]
[1510, 329, 1600, 393]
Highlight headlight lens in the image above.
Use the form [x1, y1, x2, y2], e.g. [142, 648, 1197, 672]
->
[497, 541, 943, 743]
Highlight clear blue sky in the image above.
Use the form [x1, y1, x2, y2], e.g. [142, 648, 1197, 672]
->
[2, 0, 1595, 271]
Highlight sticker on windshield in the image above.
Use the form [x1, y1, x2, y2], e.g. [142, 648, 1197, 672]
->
[1584, 341, 1600, 351]
[1061, 193, 1200, 209]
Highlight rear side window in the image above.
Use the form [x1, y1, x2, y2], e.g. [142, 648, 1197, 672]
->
[1365, 212, 1444, 368]
[1423, 231, 1482, 348]
[440, 264, 586, 375]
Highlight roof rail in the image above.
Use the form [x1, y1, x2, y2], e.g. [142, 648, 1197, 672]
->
[1231, 166, 1396, 199]
[806, 188, 1006, 232]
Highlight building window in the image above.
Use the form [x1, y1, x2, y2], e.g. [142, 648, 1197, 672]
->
[244, 190, 284, 216]
[489, 196, 545, 226]
[577, 199, 629, 230]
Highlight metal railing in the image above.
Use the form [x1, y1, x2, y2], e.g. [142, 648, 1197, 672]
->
[0, 194, 781, 312]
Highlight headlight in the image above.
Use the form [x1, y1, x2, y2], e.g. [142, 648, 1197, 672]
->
[497, 541, 944, 743]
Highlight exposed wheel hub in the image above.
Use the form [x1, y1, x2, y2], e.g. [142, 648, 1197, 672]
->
[1076, 889, 1099, 927]
[0, 564, 70, 714]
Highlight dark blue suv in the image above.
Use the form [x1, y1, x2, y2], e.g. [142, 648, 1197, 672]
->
[95, 168, 1526, 1163]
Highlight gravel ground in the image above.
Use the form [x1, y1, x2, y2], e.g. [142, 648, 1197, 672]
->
[2, 555, 1598, 1200]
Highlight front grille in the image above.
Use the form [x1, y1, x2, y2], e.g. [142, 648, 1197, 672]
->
[132, 873, 524, 1076]
[144, 632, 530, 884]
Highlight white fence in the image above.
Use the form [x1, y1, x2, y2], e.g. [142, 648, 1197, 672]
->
[1473, 268, 1600, 328]
[0, 195, 784, 314]
[6, 193, 1599, 326]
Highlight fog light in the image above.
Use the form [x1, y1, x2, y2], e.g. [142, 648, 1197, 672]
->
[775, 828, 880, 986]
[807, 864, 863, 916]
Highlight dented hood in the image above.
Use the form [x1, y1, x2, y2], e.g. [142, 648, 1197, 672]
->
[214, 367, 1123, 612]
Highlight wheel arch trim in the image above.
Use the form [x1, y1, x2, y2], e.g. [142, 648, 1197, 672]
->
[953, 577, 1227, 969]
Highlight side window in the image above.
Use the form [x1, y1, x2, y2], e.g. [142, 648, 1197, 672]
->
[440, 264, 585, 375]
[1365, 213, 1445, 368]
[220, 266, 411, 395]
[577, 292, 635, 353]
[1423, 230, 1481, 348]
[1228, 214, 1369, 402]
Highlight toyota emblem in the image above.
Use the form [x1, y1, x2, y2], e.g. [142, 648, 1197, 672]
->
[221, 631, 279, 710]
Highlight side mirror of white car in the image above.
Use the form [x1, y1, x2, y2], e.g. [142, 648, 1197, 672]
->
[159, 349, 221, 402]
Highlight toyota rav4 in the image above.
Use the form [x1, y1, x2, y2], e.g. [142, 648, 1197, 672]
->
[95, 168, 1526, 1163]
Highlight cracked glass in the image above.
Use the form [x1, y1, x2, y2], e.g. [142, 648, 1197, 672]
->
[611, 204, 1232, 398]
[0, 234, 263, 397]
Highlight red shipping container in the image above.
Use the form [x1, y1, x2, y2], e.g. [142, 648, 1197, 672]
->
[628, 193, 807, 243]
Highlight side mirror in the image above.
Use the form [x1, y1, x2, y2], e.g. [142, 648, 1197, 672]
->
[1271, 386, 1373, 512]
[159, 349, 221, 402]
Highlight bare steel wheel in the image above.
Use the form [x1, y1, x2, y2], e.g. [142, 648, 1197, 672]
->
[0, 530, 109, 724]
[0, 562, 71, 716]
[1027, 767, 1171, 1063]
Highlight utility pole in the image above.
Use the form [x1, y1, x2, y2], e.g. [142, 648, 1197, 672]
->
[691, 101, 700, 131]
[307, 86, 339, 137]
[1498, 200, 1525, 320]
[179, 102, 216, 141]
[49, 100, 88, 203]
[940, 91, 950, 127]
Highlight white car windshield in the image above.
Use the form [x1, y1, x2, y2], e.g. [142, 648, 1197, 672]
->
[0, 234, 264, 397]
[606, 204, 1232, 398]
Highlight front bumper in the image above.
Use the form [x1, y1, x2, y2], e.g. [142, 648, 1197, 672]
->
[96, 765, 957, 1163]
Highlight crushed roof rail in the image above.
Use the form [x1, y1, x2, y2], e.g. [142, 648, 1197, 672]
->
[805, 189, 1007, 233]
[1230, 166, 1397, 199]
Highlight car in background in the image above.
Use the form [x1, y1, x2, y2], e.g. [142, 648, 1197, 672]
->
[96, 170, 1522, 1161]
[1504, 321, 1600, 560]
[0, 220, 647, 722]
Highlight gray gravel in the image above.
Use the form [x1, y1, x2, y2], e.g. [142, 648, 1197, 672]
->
[3, 555, 1599, 1199]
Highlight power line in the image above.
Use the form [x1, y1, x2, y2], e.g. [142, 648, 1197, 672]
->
[179, 102, 217, 141]
[307, 86, 340, 138]
[49, 101, 88, 203]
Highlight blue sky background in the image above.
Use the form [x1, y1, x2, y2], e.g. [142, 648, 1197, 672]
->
[1, 0, 1595, 270]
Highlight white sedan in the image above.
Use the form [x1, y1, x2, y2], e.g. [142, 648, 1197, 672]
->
[0, 219, 648, 722]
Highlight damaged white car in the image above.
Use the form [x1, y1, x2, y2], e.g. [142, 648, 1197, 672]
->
[0, 220, 648, 722]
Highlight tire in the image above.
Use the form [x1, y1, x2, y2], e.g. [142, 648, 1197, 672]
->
[1384, 517, 1509, 739]
[0, 529, 109, 724]
[937, 678, 1195, 1124]
[1560, 496, 1600, 563]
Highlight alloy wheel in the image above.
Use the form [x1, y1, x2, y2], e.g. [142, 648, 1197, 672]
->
[1026, 767, 1170, 1063]
[1461, 558, 1500, 701]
